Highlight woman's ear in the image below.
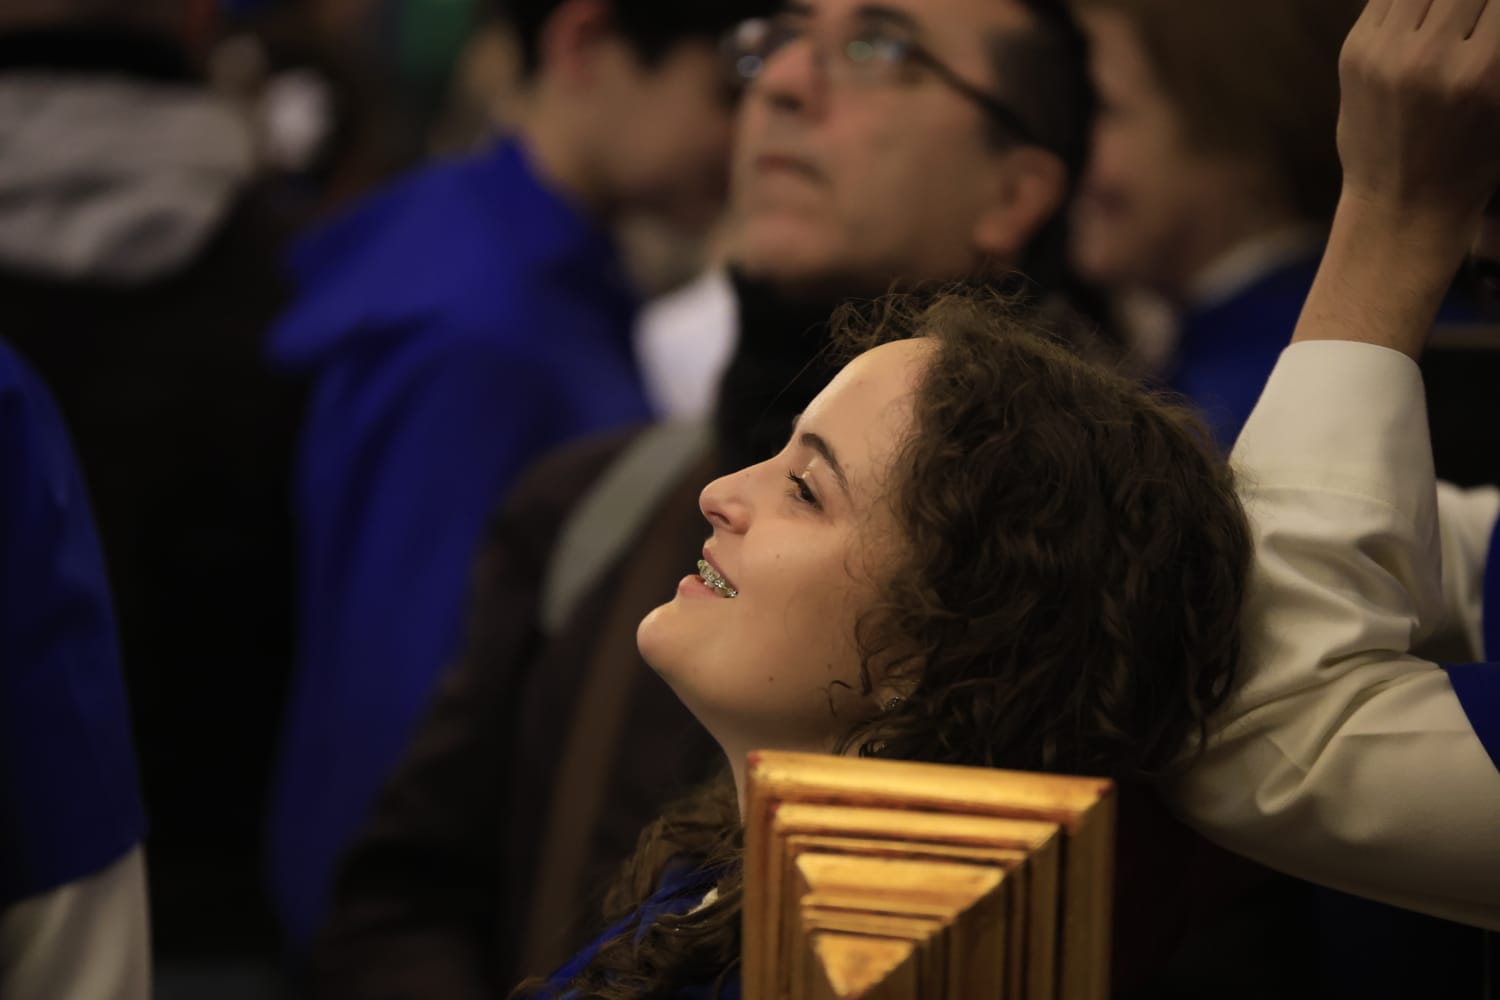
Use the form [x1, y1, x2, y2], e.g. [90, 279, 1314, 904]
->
[972, 148, 1068, 260]
[536, 0, 614, 87]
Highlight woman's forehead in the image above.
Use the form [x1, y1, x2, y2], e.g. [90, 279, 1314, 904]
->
[808, 339, 931, 417]
[799, 339, 932, 494]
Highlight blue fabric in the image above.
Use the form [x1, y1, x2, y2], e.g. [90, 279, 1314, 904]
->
[0, 341, 144, 904]
[265, 138, 652, 947]
[1446, 516, 1500, 772]
[538, 864, 739, 1000]
[1444, 663, 1500, 773]
[1171, 256, 1323, 452]
[1482, 514, 1500, 664]
[1181, 253, 1479, 453]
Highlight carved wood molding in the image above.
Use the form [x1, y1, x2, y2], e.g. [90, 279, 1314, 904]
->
[742, 751, 1115, 1000]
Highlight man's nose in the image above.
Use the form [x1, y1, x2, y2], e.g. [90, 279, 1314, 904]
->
[753, 34, 824, 115]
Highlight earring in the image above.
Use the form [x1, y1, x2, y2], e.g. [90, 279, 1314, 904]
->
[882, 695, 905, 713]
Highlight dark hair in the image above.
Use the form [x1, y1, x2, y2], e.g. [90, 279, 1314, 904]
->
[836, 290, 1248, 776]
[517, 286, 1251, 998]
[994, 0, 1095, 183]
[988, 0, 1097, 296]
[493, 0, 776, 78]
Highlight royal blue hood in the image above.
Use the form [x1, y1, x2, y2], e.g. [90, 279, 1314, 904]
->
[268, 138, 628, 372]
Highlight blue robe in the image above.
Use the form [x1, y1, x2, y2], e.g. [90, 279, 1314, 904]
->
[1453, 520, 1500, 770]
[1169, 256, 1324, 452]
[0, 340, 143, 904]
[265, 138, 651, 947]
[1172, 253, 1480, 452]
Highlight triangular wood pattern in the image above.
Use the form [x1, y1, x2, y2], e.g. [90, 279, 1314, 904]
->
[742, 752, 1114, 1000]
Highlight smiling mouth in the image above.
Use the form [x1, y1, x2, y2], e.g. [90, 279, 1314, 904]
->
[697, 559, 738, 599]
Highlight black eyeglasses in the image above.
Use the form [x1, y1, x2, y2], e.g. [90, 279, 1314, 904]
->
[723, 15, 1047, 150]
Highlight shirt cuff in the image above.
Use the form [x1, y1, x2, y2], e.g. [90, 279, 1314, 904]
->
[1232, 340, 1433, 522]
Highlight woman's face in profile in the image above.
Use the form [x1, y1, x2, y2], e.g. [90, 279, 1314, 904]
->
[1071, 8, 1263, 298]
[637, 338, 932, 760]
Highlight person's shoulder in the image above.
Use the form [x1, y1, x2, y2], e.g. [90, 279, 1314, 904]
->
[0, 338, 24, 395]
[0, 340, 65, 453]
[469, 425, 659, 610]
[279, 146, 526, 322]
[0, 336, 42, 391]
[353, 143, 536, 269]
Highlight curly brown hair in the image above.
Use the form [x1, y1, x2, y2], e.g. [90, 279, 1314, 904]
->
[514, 286, 1251, 999]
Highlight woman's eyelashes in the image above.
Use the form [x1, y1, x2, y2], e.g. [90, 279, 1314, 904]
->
[786, 471, 821, 510]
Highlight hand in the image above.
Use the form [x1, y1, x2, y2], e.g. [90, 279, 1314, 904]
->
[1337, 0, 1500, 236]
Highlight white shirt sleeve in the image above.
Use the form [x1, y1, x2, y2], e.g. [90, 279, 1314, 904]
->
[1426, 481, 1500, 661]
[1170, 340, 1500, 931]
[0, 845, 151, 1000]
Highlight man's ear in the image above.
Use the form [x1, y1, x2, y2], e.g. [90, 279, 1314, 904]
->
[536, 0, 614, 87]
[972, 148, 1068, 260]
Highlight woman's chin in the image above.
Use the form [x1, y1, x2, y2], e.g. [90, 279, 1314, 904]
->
[636, 599, 691, 678]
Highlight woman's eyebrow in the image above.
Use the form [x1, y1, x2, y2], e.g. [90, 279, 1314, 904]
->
[800, 430, 851, 497]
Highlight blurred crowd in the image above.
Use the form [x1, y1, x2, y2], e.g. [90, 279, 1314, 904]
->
[1, 0, 1497, 998]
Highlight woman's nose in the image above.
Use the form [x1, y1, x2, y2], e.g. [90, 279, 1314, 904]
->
[699, 467, 754, 532]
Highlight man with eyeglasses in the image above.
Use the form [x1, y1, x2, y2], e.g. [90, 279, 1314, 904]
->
[723, 2, 1077, 296]
[642, 1, 1091, 418]
[1172, 0, 1500, 931]
[305, 2, 1098, 997]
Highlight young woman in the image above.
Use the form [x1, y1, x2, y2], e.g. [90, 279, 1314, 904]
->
[517, 289, 1251, 998]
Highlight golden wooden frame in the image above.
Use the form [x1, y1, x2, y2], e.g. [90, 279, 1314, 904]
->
[742, 751, 1115, 1000]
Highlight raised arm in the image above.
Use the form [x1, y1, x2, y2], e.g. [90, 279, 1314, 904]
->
[1171, 0, 1500, 928]
[1291, 0, 1500, 359]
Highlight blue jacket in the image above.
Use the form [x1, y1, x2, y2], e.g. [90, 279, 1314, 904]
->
[0, 341, 143, 904]
[266, 139, 650, 947]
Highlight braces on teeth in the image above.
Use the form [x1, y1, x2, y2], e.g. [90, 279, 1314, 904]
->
[697, 559, 738, 598]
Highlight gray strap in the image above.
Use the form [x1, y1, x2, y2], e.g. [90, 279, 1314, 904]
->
[540, 419, 711, 633]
